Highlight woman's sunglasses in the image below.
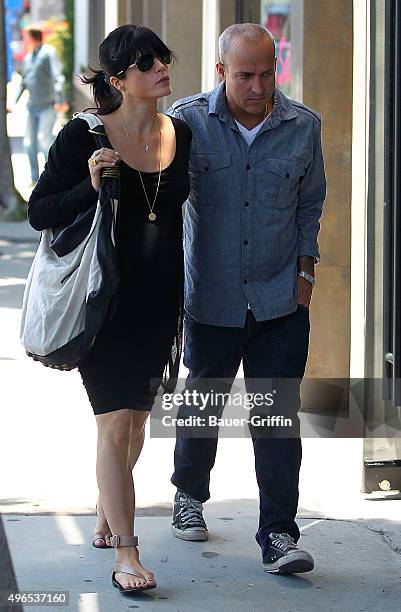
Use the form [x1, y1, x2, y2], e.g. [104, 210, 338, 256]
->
[116, 52, 172, 76]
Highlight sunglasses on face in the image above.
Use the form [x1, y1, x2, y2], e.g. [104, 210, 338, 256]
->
[116, 52, 172, 75]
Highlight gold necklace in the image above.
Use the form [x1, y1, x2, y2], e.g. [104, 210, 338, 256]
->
[264, 97, 273, 120]
[120, 109, 162, 221]
[143, 114, 158, 152]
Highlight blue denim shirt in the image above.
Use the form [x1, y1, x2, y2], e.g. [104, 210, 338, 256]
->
[167, 82, 326, 327]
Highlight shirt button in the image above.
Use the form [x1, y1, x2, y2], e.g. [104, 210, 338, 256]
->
[286, 172, 290, 178]
[204, 166, 209, 171]
[244, 279, 248, 284]
[244, 240, 248, 245]
[244, 202, 249, 207]
[246, 164, 251, 170]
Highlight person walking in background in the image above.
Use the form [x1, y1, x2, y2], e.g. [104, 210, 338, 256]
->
[10, 27, 65, 187]
[167, 23, 326, 575]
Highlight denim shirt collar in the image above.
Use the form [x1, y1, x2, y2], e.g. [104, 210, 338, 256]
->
[208, 81, 298, 132]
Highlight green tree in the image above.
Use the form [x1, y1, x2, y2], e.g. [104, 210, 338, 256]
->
[45, 0, 74, 119]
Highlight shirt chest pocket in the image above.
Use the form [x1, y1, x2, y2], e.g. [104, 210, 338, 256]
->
[189, 153, 232, 205]
[265, 159, 304, 207]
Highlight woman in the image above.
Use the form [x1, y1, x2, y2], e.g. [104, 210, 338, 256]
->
[27, 25, 191, 593]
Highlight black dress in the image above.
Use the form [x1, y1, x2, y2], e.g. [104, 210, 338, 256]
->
[28, 115, 192, 414]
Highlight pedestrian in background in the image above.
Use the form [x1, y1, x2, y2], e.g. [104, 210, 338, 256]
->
[9, 27, 65, 187]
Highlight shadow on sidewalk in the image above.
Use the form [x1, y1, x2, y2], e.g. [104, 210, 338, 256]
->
[0, 514, 23, 612]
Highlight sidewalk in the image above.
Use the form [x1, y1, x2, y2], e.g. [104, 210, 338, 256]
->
[1, 222, 401, 611]
[3, 499, 401, 612]
[0, 220, 40, 243]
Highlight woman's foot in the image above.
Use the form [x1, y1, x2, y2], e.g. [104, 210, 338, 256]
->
[93, 496, 112, 548]
[114, 546, 156, 589]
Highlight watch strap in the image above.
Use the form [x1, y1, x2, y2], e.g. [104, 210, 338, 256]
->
[297, 270, 315, 286]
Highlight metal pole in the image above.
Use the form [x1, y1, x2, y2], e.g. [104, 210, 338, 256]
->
[392, 0, 401, 406]
[383, 0, 395, 400]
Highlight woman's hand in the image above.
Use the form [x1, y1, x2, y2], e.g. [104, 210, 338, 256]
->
[88, 147, 119, 192]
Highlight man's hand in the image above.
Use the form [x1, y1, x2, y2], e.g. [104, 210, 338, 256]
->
[297, 255, 315, 308]
[296, 275, 313, 308]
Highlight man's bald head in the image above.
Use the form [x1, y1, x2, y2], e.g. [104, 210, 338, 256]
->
[218, 23, 275, 67]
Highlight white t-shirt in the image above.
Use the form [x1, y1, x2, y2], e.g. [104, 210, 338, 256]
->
[234, 116, 269, 146]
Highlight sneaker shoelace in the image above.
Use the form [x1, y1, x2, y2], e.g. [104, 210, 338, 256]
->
[176, 493, 206, 527]
[269, 532, 297, 552]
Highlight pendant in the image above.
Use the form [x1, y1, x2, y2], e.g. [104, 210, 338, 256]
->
[144, 143, 150, 152]
[148, 212, 157, 221]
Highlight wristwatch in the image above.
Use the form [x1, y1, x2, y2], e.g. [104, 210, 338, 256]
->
[297, 270, 315, 286]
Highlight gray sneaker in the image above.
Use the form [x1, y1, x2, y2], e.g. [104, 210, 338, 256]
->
[171, 490, 209, 541]
[262, 532, 314, 574]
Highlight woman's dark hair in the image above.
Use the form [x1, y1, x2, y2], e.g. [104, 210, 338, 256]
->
[80, 24, 175, 115]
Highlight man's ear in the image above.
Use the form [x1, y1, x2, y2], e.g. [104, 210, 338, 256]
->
[216, 62, 226, 81]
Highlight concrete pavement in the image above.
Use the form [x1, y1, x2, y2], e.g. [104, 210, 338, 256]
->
[2, 76, 401, 610]
[0, 220, 39, 243]
[1, 221, 401, 611]
[3, 502, 401, 612]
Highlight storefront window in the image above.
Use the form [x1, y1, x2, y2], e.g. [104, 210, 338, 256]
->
[260, 1, 292, 96]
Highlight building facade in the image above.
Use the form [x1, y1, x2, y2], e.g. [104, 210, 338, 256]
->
[73, 1, 401, 492]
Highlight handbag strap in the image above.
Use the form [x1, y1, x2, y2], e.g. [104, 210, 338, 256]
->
[72, 111, 111, 153]
[72, 111, 104, 130]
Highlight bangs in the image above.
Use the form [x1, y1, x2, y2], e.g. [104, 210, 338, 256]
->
[105, 25, 175, 76]
[131, 28, 172, 61]
[99, 24, 177, 76]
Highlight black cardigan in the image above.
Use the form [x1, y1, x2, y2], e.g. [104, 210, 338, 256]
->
[27, 115, 183, 388]
[28, 118, 100, 231]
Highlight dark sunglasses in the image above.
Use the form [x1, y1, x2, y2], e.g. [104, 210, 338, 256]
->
[116, 52, 172, 76]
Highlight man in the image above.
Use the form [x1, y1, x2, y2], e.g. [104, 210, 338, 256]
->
[167, 23, 326, 574]
[11, 28, 65, 186]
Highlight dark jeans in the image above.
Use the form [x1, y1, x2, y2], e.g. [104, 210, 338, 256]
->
[171, 307, 310, 555]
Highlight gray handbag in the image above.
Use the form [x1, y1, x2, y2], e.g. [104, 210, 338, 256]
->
[20, 112, 120, 370]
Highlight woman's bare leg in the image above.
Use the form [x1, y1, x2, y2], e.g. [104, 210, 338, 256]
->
[95, 408, 154, 589]
[94, 422, 145, 544]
